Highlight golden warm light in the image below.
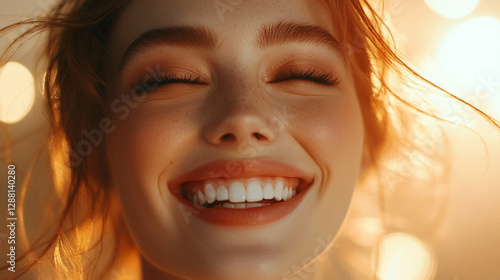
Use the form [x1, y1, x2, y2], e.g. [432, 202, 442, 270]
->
[376, 233, 435, 280]
[424, 0, 480, 19]
[0, 61, 35, 123]
[437, 17, 500, 95]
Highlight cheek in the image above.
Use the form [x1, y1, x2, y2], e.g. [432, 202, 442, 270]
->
[104, 102, 201, 235]
[291, 97, 364, 166]
[291, 95, 364, 241]
[105, 103, 201, 249]
[107, 105, 195, 180]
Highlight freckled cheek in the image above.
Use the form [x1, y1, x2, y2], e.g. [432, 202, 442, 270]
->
[291, 99, 364, 165]
[108, 108, 196, 179]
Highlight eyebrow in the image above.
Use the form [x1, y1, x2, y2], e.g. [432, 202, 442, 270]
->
[119, 22, 344, 70]
[119, 26, 218, 70]
[257, 21, 344, 58]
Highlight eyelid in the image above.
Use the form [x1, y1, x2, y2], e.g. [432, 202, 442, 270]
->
[120, 51, 212, 89]
[265, 66, 339, 86]
[264, 57, 334, 76]
[128, 67, 209, 91]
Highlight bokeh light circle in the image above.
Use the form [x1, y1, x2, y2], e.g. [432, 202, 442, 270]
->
[376, 233, 435, 280]
[438, 17, 500, 94]
[0, 61, 35, 123]
[424, 0, 480, 19]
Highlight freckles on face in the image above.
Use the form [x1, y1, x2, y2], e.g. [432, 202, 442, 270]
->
[107, 98, 199, 186]
[105, 0, 365, 279]
[287, 82, 364, 186]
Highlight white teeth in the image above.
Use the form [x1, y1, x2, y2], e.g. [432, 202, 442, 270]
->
[234, 203, 246, 209]
[220, 202, 270, 209]
[204, 183, 216, 204]
[187, 177, 300, 207]
[216, 185, 229, 201]
[222, 202, 235, 208]
[274, 181, 283, 201]
[198, 190, 207, 205]
[246, 181, 263, 202]
[283, 187, 289, 201]
[229, 181, 246, 203]
[246, 203, 261, 208]
[263, 183, 274, 199]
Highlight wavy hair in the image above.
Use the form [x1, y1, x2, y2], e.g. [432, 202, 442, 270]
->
[1, 0, 498, 279]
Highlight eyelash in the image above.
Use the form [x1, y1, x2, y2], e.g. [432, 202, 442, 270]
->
[145, 73, 200, 87]
[274, 68, 339, 86]
[131, 68, 338, 91]
[129, 72, 201, 91]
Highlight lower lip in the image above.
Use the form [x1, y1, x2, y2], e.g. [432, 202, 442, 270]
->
[171, 185, 311, 227]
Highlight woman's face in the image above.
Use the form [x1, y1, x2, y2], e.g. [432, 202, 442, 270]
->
[106, 0, 364, 279]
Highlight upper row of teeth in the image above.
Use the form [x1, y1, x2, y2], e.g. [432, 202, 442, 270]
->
[188, 178, 297, 205]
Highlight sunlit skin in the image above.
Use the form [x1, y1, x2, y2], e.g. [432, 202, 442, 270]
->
[105, 0, 364, 279]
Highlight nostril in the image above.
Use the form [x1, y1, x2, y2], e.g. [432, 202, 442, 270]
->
[221, 133, 235, 141]
[204, 112, 278, 145]
[219, 132, 267, 142]
[253, 132, 266, 140]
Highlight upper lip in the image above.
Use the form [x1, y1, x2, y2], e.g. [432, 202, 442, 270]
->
[168, 159, 313, 191]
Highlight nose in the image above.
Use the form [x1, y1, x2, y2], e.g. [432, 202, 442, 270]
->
[203, 105, 276, 146]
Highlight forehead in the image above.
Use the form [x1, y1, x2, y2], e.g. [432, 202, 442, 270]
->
[108, 0, 334, 64]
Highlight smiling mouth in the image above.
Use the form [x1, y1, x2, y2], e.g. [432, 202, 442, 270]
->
[168, 159, 313, 226]
[181, 177, 301, 209]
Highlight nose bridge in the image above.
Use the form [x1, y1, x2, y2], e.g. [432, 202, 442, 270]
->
[202, 71, 278, 147]
[222, 75, 265, 115]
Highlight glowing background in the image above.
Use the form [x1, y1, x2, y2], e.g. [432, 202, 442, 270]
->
[0, 61, 35, 123]
[425, 0, 480, 19]
[1, 0, 499, 279]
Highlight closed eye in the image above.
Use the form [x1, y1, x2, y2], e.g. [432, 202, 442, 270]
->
[130, 72, 204, 92]
[273, 68, 339, 86]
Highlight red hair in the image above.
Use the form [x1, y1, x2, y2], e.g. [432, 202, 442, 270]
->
[1, 0, 498, 278]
